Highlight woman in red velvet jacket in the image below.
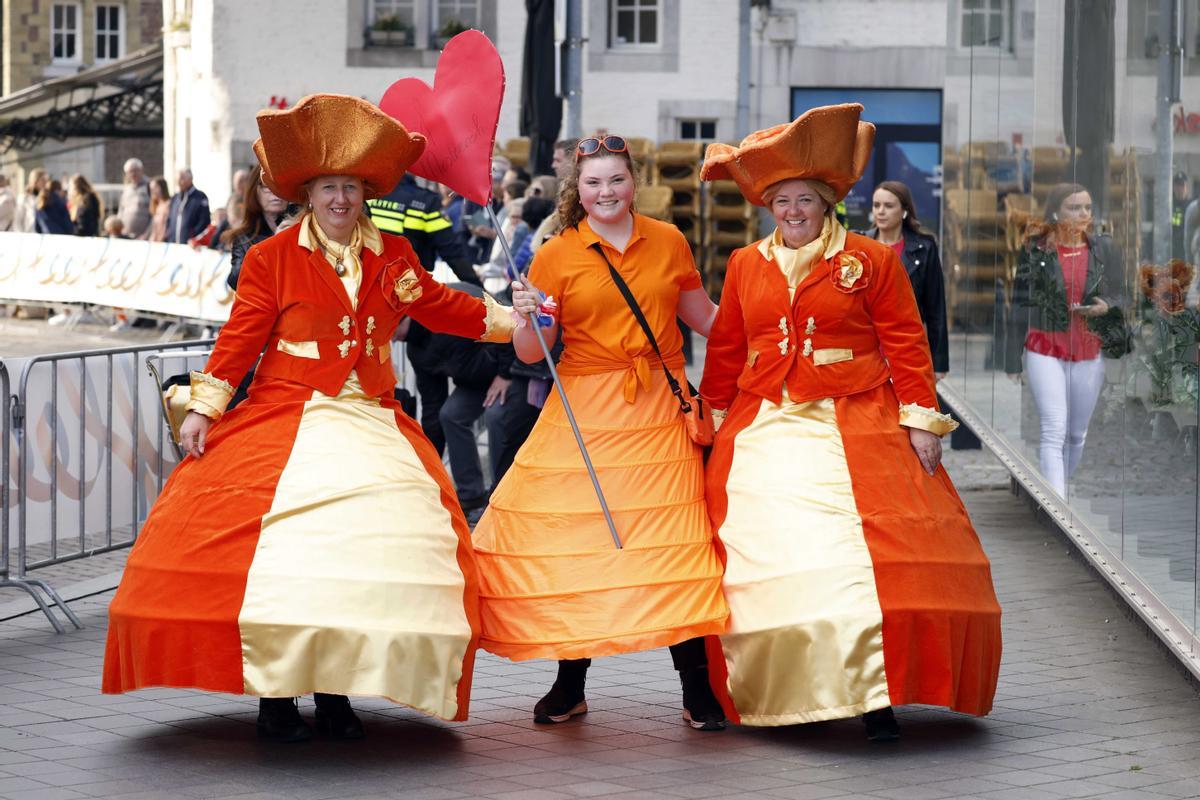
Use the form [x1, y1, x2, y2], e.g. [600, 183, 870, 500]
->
[102, 95, 515, 743]
[698, 104, 1002, 742]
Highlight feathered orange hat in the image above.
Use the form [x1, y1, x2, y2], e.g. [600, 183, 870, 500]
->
[253, 93, 427, 204]
[701, 103, 875, 206]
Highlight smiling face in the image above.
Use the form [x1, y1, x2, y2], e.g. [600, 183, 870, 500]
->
[871, 188, 903, 234]
[768, 179, 829, 248]
[578, 155, 634, 226]
[307, 174, 364, 244]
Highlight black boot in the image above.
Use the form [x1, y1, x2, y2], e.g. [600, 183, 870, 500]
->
[256, 697, 311, 743]
[314, 693, 365, 740]
[863, 706, 900, 743]
[679, 666, 726, 731]
[533, 659, 589, 724]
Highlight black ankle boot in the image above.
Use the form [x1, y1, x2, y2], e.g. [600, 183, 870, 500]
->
[256, 697, 311, 743]
[679, 666, 726, 731]
[863, 706, 900, 742]
[313, 693, 365, 740]
[533, 659, 589, 724]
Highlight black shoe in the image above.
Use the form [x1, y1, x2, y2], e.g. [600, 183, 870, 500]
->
[679, 666, 726, 731]
[313, 693, 365, 740]
[533, 659, 589, 724]
[256, 697, 311, 743]
[863, 706, 900, 743]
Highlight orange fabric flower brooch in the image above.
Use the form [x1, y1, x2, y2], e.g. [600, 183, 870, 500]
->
[831, 250, 871, 293]
[381, 259, 424, 310]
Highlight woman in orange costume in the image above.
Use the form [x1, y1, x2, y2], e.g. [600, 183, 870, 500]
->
[475, 136, 729, 729]
[103, 94, 516, 742]
[699, 104, 1002, 741]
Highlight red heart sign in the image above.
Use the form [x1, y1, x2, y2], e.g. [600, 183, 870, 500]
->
[379, 30, 505, 206]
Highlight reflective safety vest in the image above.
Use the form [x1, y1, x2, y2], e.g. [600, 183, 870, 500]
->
[367, 198, 454, 237]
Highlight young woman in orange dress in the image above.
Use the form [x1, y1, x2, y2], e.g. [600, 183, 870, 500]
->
[699, 104, 1002, 742]
[478, 136, 729, 730]
[102, 95, 516, 742]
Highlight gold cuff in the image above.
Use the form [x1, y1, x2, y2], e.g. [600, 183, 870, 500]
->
[480, 293, 517, 343]
[898, 403, 959, 436]
[186, 370, 235, 419]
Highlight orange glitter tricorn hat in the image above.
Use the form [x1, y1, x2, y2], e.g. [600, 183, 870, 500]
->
[253, 93, 427, 204]
[701, 103, 875, 206]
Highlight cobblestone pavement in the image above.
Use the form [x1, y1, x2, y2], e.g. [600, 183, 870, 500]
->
[3, 488, 1200, 799]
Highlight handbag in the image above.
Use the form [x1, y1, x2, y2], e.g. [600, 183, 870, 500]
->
[591, 243, 714, 447]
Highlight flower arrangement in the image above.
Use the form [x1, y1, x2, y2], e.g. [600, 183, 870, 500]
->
[1136, 260, 1199, 407]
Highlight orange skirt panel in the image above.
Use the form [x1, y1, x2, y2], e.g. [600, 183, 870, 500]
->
[473, 369, 728, 661]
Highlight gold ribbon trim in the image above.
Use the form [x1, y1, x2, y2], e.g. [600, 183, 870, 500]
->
[898, 403, 959, 436]
[185, 370, 235, 419]
[479, 292, 517, 343]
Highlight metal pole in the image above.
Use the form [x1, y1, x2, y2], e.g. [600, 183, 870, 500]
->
[735, 0, 751, 139]
[565, 0, 583, 138]
[1154, 0, 1180, 265]
[485, 205, 622, 549]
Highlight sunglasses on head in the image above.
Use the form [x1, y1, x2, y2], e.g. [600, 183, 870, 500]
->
[576, 136, 628, 158]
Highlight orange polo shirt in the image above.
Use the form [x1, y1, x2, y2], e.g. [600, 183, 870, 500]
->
[529, 213, 702, 401]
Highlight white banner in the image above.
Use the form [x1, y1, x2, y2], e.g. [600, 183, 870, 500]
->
[0, 232, 234, 323]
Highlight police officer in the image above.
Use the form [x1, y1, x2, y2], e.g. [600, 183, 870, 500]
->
[368, 173, 481, 285]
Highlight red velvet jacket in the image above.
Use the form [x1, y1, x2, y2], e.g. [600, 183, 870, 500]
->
[194, 223, 504, 413]
[701, 231, 942, 420]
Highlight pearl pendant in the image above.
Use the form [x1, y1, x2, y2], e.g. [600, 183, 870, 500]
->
[334, 263, 346, 277]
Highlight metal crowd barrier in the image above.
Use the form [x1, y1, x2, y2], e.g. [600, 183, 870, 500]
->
[5, 339, 214, 632]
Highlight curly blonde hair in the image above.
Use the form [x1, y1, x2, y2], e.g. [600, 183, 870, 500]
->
[556, 148, 640, 232]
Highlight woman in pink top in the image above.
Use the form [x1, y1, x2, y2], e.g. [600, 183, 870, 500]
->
[1005, 183, 1127, 496]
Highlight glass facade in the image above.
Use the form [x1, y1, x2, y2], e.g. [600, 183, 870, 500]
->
[940, 0, 1200, 654]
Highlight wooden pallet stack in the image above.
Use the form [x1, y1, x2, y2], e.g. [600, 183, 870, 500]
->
[703, 178, 757, 297]
[653, 140, 706, 276]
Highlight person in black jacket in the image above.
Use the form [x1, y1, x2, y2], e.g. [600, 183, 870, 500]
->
[221, 165, 291, 291]
[399, 281, 514, 515]
[35, 180, 73, 235]
[68, 174, 103, 236]
[1005, 183, 1126, 496]
[367, 174, 480, 285]
[164, 168, 211, 244]
[861, 180, 949, 377]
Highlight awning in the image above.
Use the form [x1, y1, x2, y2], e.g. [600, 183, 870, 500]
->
[0, 45, 163, 154]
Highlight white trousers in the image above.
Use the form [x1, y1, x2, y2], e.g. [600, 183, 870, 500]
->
[1024, 350, 1105, 497]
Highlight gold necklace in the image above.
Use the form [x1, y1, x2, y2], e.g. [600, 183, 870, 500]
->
[317, 240, 349, 276]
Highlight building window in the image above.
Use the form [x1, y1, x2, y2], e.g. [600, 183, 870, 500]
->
[960, 0, 1007, 48]
[95, 5, 124, 62]
[435, 0, 480, 34]
[368, 0, 417, 46]
[678, 119, 717, 142]
[50, 3, 82, 64]
[610, 0, 660, 48]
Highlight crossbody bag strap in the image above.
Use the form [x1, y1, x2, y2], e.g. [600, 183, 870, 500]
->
[590, 243, 690, 412]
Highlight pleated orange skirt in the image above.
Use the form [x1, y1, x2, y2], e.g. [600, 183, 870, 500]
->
[472, 369, 728, 661]
[705, 383, 1002, 726]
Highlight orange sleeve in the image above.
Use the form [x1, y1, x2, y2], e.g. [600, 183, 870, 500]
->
[699, 252, 747, 411]
[675, 233, 703, 292]
[865, 245, 939, 411]
[188, 244, 279, 418]
[406, 263, 514, 343]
